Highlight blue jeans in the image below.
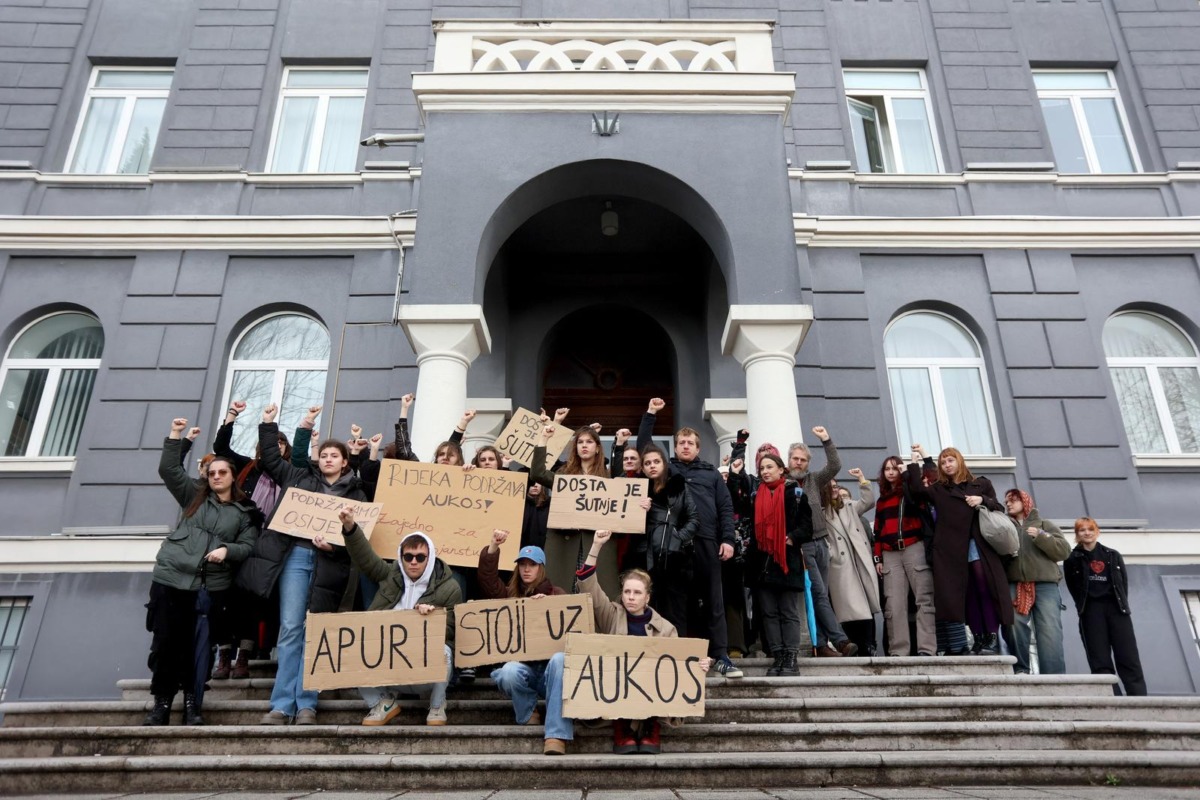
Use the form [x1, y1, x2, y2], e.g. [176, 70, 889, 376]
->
[491, 652, 573, 741]
[801, 537, 848, 647]
[359, 644, 452, 710]
[270, 545, 319, 716]
[1005, 581, 1066, 674]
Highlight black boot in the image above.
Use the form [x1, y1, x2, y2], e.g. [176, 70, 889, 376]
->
[977, 633, 999, 656]
[780, 649, 800, 676]
[142, 694, 173, 726]
[767, 650, 784, 677]
[183, 692, 205, 726]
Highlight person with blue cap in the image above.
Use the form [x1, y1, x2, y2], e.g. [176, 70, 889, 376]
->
[477, 528, 572, 755]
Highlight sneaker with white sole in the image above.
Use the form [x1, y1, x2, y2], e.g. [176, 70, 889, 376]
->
[713, 655, 744, 679]
[362, 693, 401, 726]
[426, 705, 447, 726]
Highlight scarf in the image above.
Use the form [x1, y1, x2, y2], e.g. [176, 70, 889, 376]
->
[395, 532, 437, 610]
[755, 477, 789, 574]
[249, 473, 281, 518]
[1010, 490, 1037, 614]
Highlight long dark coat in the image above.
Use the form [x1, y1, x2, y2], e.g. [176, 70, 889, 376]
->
[905, 463, 1013, 627]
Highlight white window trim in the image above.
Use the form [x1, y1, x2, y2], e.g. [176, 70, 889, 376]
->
[843, 68, 945, 174]
[1105, 312, 1200, 456]
[264, 66, 369, 174]
[219, 311, 330, 435]
[63, 66, 173, 175]
[0, 314, 102, 459]
[1034, 69, 1142, 174]
[884, 311, 1002, 458]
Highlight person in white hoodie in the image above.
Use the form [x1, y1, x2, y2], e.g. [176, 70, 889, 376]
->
[322, 508, 462, 726]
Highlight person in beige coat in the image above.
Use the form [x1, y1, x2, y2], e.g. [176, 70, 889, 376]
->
[820, 469, 881, 656]
[578, 530, 712, 755]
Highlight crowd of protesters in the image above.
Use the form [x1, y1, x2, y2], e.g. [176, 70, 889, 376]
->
[142, 394, 1147, 749]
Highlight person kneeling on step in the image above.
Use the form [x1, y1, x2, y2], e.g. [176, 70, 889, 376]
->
[578, 529, 712, 755]
[324, 508, 461, 726]
[477, 529, 573, 755]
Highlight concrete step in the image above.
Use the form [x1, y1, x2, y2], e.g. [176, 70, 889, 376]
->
[2, 720, 1198, 759]
[222, 655, 1020, 681]
[5, 694, 1199, 728]
[114, 672, 1119, 703]
[2, 749, 1199, 792]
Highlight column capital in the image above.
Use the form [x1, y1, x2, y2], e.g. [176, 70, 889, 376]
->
[460, 397, 513, 460]
[398, 304, 492, 366]
[702, 398, 748, 458]
[720, 304, 814, 365]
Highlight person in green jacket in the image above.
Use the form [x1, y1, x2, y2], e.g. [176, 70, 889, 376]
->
[1001, 488, 1072, 675]
[144, 418, 258, 727]
[320, 507, 462, 727]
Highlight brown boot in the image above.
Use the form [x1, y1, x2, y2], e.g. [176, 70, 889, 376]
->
[230, 648, 251, 680]
[816, 644, 842, 658]
[211, 647, 232, 680]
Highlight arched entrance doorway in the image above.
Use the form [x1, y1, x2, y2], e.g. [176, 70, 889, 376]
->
[480, 185, 729, 443]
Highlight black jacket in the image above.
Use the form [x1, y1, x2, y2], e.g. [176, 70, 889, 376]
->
[727, 472, 812, 591]
[234, 422, 365, 613]
[1064, 541, 1131, 616]
[636, 412, 734, 545]
[628, 472, 700, 573]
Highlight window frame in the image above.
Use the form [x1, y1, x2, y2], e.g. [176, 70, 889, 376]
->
[1104, 311, 1200, 456]
[884, 310, 1002, 458]
[219, 312, 331, 448]
[0, 312, 103, 461]
[63, 66, 174, 175]
[264, 66, 370, 174]
[843, 67, 945, 174]
[1033, 69, 1142, 175]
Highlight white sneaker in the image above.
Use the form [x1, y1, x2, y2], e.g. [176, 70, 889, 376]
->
[426, 705, 447, 726]
[362, 694, 400, 726]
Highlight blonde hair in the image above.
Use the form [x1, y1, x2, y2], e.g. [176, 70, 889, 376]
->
[619, 568, 653, 596]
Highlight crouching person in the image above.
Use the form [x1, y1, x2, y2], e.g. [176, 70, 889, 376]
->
[325, 507, 461, 725]
[477, 529, 572, 755]
[579, 529, 712, 755]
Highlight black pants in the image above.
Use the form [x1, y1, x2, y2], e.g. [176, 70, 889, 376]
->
[651, 562, 690, 636]
[690, 538, 728, 658]
[842, 618, 877, 657]
[722, 560, 747, 653]
[1080, 596, 1147, 696]
[146, 582, 230, 698]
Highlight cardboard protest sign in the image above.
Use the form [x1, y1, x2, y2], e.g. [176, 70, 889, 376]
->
[548, 475, 649, 534]
[494, 407, 575, 469]
[303, 609, 448, 691]
[268, 487, 383, 546]
[455, 593, 595, 668]
[372, 460, 526, 567]
[562, 634, 709, 720]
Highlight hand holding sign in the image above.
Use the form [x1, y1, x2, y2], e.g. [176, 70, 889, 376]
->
[495, 408, 575, 469]
[269, 487, 384, 546]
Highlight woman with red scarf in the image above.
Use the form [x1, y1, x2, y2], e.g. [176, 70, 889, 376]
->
[727, 451, 813, 676]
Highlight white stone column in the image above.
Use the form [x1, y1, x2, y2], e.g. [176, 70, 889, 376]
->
[397, 305, 492, 462]
[460, 397, 513, 462]
[720, 305, 813, 463]
[702, 398, 748, 461]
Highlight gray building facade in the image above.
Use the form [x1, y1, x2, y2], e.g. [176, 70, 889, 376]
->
[1, 0, 1199, 701]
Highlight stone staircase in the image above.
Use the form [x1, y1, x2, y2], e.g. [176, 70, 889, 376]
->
[2, 656, 1199, 793]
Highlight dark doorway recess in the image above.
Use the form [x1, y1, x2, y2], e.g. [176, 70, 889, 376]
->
[541, 305, 676, 436]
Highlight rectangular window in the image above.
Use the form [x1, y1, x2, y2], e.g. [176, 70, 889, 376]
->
[66, 68, 173, 174]
[266, 67, 369, 173]
[1033, 70, 1139, 174]
[843, 69, 942, 174]
[1185, 591, 1200, 662]
[0, 597, 31, 700]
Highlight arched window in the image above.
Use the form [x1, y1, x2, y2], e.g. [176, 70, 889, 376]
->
[222, 313, 330, 454]
[1103, 312, 1200, 455]
[884, 312, 1000, 456]
[0, 312, 105, 458]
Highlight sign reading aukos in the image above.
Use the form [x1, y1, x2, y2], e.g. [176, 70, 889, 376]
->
[303, 609, 448, 691]
[562, 634, 709, 720]
[455, 593, 595, 668]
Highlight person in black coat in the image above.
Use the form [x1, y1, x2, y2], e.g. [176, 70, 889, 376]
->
[235, 403, 367, 725]
[628, 444, 700, 634]
[1064, 517, 1147, 696]
[727, 452, 812, 676]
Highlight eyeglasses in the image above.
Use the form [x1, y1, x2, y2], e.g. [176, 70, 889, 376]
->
[401, 552, 428, 564]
